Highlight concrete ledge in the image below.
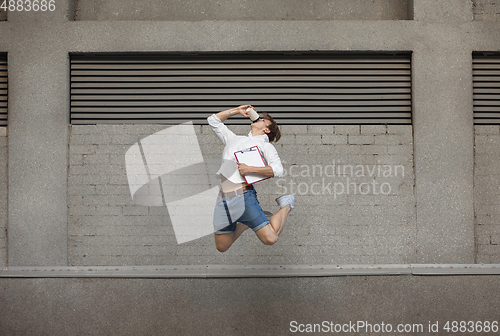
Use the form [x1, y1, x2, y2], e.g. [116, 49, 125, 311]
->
[411, 264, 500, 275]
[207, 264, 412, 277]
[0, 265, 207, 278]
[1, 264, 499, 278]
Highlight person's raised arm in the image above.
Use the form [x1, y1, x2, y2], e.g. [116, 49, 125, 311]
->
[216, 105, 253, 123]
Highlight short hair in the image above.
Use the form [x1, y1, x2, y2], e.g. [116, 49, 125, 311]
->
[262, 112, 281, 143]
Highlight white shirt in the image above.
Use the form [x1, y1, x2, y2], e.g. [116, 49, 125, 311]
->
[207, 114, 284, 184]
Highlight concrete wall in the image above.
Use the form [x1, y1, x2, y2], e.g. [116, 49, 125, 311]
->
[475, 125, 500, 263]
[473, 0, 500, 21]
[68, 124, 415, 266]
[73, 0, 412, 21]
[0, 127, 6, 267]
[1, 276, 500, 335]
[1, 0, 500, 334]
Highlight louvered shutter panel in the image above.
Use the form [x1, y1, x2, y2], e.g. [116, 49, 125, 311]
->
[71, 52, 411, 125]
[474, 53, 500, 124]
[0, 54, 6, 126]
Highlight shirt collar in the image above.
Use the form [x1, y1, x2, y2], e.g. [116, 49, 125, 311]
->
[248, 131, 269, 142]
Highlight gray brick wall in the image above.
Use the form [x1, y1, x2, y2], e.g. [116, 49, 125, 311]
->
[0, 127, 6, 267]
[473, 0, 500, 21]
[474, 125, 500, 263]
[68, 123, 415, 266]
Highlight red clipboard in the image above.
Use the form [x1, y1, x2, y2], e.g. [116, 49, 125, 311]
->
[234, 146, 270, 185]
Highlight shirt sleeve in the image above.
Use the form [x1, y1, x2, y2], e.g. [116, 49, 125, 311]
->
[264, 143, 284, 178]
[207, 114, 236, 145]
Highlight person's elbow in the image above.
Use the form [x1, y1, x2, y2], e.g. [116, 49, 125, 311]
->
[207, 113, 219, 127]
[271, 165, 284, 178]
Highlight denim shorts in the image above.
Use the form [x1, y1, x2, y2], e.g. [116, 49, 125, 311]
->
[213, 189, 270, 234]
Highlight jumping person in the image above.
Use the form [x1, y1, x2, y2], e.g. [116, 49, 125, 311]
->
[207, 105, 295, 252]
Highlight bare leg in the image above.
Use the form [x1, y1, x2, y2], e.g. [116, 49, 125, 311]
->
[269, 205, 291, 235]
[255, 205, 291, 245]
[214, 222, 249, 252]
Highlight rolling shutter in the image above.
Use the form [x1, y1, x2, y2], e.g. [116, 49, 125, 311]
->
[474, 53, 500, 124]
[70, 52, 411, 125]
[0, 54, 6, 126]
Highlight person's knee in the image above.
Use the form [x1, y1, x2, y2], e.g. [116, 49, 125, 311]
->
[215, 241, 230, 253]
[261, 234, 278, 246]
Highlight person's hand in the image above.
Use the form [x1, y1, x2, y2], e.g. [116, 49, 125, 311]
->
[237, 163, 253, 176]
[236, 105, 254, 118]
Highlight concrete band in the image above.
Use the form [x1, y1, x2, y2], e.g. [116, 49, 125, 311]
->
[2, 264, 500, 278]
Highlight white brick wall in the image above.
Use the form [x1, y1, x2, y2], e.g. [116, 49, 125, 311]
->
[474, 125, 500, 263]
[68, 123, 416, 266]
[0, 127, 7, 267]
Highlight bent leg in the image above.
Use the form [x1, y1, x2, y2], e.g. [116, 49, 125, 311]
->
[214, 222, 249, 252]
[255, 205, 291, 245]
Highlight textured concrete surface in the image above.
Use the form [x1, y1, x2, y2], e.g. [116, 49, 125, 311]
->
[412, 50, 475, 263]
[473, 0, 500, 21]
[1, 0, 500, 333]
[475, 125, 500, 263]
[73, 0, 412, 21]
[7, 49, 69, 266]
[409, 0, 476, 263]
[413, 0, 473, 21]
[5, 2, 71, 266]
[1, 276, 500, 335]
[68, 124, 415, 266]
[0, 128, 6, 267]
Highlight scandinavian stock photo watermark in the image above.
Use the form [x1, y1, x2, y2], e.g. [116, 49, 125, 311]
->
[276, 159, 405, 198]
